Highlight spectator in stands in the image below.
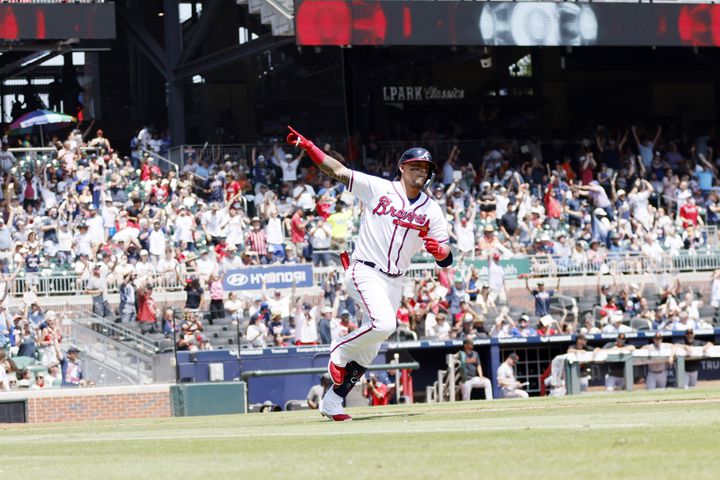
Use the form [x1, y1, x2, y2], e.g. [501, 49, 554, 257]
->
[161, 308, 176, 337]
[246, 313, 268, 348]
[119, 273, 137, 324]
[511, 314, 536, 337]
[309, 218, 332, 266]
[459, 338, 493, 401]
[136, 284, 157, 334]
[184, 277, 204, 311]
[38, 312, 61, 367]
[427, 312, 451, 340]
[55, 344, 84, 388]
[602, 333, 636, 392]
[208, 273, 225, 325]
[294, 301, 319, 346]
[224, 292, 243, 325]
[86, 264, 112, 318]
[525, 276, 560, 318]
[497, 353, 529, 399]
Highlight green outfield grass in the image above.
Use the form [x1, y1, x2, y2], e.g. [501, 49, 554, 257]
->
[2, 388, 720, 479]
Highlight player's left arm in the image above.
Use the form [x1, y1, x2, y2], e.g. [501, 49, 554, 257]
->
[287, 126, 351, 186]
[424, 206, 453, 267]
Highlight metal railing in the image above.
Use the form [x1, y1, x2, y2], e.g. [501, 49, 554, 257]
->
[529, 251, 720, 278]
[66, 310, 156, 385]
[7, 271, 185, 298]
[140, 147, 179, 175]
[7, 250, 720, 300]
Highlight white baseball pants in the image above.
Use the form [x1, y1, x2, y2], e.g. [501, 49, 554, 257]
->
[329, 261, 402, 368]
[461, 376, 493, 401]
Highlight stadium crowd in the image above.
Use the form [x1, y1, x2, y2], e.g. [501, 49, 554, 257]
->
[1, 122, 720, 392]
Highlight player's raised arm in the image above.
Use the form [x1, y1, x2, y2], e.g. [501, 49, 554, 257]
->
[287, 126, 351, 186]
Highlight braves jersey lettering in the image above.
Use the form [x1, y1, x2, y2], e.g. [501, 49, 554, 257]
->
[349, 171, 448, 274]
[372, 196, 428, 225]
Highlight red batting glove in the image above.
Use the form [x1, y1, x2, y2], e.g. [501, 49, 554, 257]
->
[287, 125, 326, 165]
[287, 125, 313, 150]
[424, 238, 449, 261]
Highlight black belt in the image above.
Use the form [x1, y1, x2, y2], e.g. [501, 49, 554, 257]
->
[357, 260, 404, 278]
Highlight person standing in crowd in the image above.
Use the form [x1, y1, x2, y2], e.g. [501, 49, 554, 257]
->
[459, 338, 493, 401]
[525, 276, 560, 318]
[54, 344, 84, 388]
[184, 276, 204, 311]
[294, 300, 319, 345]
[208, 273, 225, 325]
[136, 283, 157, 334]
[85, 264, 111, 318]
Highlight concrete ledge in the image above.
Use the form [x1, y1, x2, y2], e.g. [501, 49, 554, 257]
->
[0, 384, 174, 424]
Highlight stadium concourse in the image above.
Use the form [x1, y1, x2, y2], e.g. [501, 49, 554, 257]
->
[1, 123, 720, 398]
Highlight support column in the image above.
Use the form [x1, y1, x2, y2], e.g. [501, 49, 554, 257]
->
[489, 344, 501, 399]
[164, 0, 185, 146]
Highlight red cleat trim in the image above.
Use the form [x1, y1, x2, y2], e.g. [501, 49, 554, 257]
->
[328, 360, 346, 386]
[322, 412, 353, 422]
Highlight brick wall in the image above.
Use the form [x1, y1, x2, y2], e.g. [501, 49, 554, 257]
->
[2, 384, 172, 424]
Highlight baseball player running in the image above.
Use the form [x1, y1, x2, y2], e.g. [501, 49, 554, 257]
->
[287, 127, 452, 421]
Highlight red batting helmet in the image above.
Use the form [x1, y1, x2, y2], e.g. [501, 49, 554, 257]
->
[398, 147, 436, 172]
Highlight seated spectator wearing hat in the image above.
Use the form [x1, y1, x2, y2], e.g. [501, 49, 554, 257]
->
[602, 333, 636, 392]
[497, 353, 529, 399]
[602, 311, 632, 335]
[459, 338, 493, 401]
[525, 275, 560, 318]
[511, 314, 536, 338]
[363, 372, 390, 406]
[246, 313, 268, 348]
[331, 307, 356, 342]
[427, 312, 451, 340]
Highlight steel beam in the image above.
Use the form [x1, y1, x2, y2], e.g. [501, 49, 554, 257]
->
[164, 0, 186, 146]
[179, 0, 223, 64]
[117, 5, 168, 78]
[174, 35, 294, 81]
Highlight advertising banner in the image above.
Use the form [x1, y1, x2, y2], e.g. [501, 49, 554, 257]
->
[223, 264, 314, 291]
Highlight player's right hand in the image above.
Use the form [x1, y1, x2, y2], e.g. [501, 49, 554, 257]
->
[287, 126, 312, 150]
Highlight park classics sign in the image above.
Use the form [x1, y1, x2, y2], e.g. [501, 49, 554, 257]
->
[382, 85, 465, 102]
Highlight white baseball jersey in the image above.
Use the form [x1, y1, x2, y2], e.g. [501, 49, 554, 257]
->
[348, 171, 449, 275]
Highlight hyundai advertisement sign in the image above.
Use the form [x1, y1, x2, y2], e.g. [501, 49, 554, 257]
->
[223, 265, 314, 291]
